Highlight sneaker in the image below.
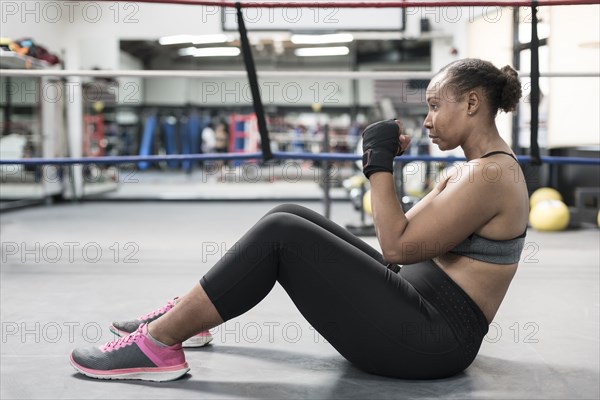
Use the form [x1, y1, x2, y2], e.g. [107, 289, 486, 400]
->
[109, 298, 213, 348]
[70, 323, 189, 381]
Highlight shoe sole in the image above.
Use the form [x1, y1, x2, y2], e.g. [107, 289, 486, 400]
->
[70, 353, 189, 382]
[109, 325, 213, 348]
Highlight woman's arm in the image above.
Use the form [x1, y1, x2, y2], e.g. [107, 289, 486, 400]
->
[370, 161, 502, 265]
[369, 172, 409, 262]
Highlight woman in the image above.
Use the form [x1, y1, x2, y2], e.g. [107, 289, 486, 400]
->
[70, 58, 528, 381]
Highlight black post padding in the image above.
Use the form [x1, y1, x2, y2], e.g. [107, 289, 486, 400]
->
[511, 7, 521, 155]
[530, 1, 541, 165]
[235, 2, 272, 161]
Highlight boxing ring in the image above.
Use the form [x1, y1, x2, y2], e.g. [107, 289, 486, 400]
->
[0, 1, 599, 399]
[1, 2, 599, 174]
[1, 0, 598, 224]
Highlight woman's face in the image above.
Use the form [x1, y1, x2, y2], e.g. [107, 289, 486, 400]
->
[423, 72, 469, 151]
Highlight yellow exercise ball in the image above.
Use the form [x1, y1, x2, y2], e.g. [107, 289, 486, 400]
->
[363, 190, 372, 216]
[403, 161, 427, 197]
[529, 200, 570, 231]
[343, 174, 368, 191]
[530, 187, 563, 209]
[597, 209, 600, 227]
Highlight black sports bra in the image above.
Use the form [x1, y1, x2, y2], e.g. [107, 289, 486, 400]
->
[480, 150, 518, 161]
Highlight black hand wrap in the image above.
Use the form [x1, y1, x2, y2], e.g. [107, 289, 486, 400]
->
[361, 119, 404, 179]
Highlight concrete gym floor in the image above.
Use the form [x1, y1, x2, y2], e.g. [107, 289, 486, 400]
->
[1, 201, 598, 400]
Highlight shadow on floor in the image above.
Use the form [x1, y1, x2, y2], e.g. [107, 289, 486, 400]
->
[71, 345, 597, 399]
[70, 345, 456, 398]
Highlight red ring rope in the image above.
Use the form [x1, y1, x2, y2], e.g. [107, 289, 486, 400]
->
[93, 0, 600, 8]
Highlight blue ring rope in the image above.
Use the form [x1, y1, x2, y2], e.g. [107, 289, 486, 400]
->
[0, 152, 598, 166]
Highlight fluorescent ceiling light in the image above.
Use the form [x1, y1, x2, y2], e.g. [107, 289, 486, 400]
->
[291, 33, 353, 44]
[160, 34, 229, 46]
[160, 35, 195, 45]
[178, 47, 241, 57]
[294, 46, 350, 57]
[194, 47, 240, 57]
[178, 47, 198, 56]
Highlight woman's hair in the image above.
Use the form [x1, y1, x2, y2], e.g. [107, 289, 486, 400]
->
[439, 58, 522, 116]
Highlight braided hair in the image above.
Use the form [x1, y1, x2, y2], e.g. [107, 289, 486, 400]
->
[439, 58, 522, 117]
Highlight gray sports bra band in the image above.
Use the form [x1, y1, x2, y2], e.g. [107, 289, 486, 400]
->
[448, 231, 526, 264]
[448, 151, 527, 264]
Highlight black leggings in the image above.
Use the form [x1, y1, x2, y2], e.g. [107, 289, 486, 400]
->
[200, 204, 489, 379]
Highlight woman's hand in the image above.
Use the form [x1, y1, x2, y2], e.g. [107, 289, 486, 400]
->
[397, 120, 412, 153]
[361, 119, 410, 179]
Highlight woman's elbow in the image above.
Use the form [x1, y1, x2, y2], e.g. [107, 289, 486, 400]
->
[382, 248, 405, 264]
[381, 241, 425, 264]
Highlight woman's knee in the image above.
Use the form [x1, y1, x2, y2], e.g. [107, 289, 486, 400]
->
[264, 203, 310, 218]
[260, 211, 305, 233]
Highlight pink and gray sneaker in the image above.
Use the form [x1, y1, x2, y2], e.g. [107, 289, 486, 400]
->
[109, 298, 213, 348]
[70, 323, 189, 381]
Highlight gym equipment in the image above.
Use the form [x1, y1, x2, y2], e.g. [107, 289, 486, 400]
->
[363, 190, 372, 216]
[138, 114, 157, 170]
[179, 118, 192, 172]
[343, 175, 369, 192]
[403, 161, 430, 197]
[574, 187, 600, 227]
[82, 114, 105, 158]
[2, 153, 598, 168]
[530, 199, 570, 232]
[530, 187, 563, 209]
[76, 1, 600, 9]
[1, 0, 598, 214]
[235, 2, 272, 161]
[188, 115, 201, 170]
[162, 119, 179, 169]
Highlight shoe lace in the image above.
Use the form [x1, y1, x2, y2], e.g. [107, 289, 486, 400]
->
[102, 325, 145, 352]
[137, 299, 176, 321]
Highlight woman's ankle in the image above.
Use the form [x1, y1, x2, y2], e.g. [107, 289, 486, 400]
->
[147, 322, 179, 346]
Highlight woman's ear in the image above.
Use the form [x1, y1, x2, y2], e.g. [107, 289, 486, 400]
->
[467, 90, 481, 115]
